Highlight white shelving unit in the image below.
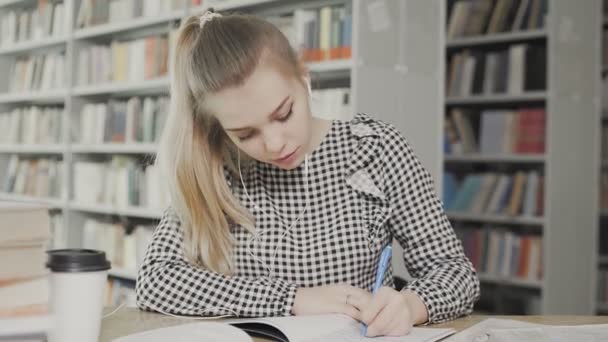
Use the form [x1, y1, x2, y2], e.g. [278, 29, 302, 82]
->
[0, 144, 66, 154]
[71, 144, 158, 154]
[444, 154, 546, 164]
[0, 192, 64, 208]
[73, 10, 186, 40]
[446, 29, 547, 49]
[477, 273, 543, 290]
[0, 90, 67, 104]
[0, 36, 68, 56]
[437, 0, 601, 315]
[69, 202, 162, 220]
[72, 78, 170, 97]
[445, 92, 547, 106]
[446, 212, 544, 227]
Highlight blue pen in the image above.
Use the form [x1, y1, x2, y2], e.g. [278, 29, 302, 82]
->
[362, 245, 392, 336]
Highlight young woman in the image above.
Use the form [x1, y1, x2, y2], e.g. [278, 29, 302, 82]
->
[136, 11, 480, 337]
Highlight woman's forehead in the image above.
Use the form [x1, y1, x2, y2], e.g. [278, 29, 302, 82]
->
[205, 62, 295, 128]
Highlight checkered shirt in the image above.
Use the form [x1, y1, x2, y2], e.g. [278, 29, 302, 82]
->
[136, 112, 480, 323]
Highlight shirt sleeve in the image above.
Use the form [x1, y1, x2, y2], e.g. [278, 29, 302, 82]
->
[381, 124, 480, 324]
[135, 208, 298, 317]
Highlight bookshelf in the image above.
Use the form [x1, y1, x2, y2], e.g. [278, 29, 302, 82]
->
[436, 0, 601, 315]
[384, 0, 605, 314]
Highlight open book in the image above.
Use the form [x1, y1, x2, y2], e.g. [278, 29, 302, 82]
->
[443, 318, 608, 342]
[112, 314, 455, 342]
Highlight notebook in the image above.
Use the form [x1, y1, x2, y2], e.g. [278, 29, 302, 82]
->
[112, 314, 455, 342]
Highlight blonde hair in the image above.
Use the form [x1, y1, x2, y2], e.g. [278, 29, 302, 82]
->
[157, 13, 302, 274]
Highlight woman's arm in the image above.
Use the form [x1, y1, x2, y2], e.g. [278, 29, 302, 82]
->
[135, 208, 297, 317]
[382, 124, 480, 324]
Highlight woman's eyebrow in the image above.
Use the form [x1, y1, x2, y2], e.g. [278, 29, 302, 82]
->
[225, 96, 289, 132]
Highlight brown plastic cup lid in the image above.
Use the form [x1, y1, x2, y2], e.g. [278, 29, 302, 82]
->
[46, 249, 111, 272]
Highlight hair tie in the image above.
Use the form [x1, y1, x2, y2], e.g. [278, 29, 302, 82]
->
[199, 11, 222, 28]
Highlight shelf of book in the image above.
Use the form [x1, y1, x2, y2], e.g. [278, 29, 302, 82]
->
[444, 154, 545, 164]
[72, 78, 170, 97]
[0, 144, 65, 154]
[477, 273, 542, 290]
[108, 268, 137, 281]
[0, 36, 67, 56]
[446, 29, 547, 49]
[0, 90, 67, 104]
[69, 202, 163, 220]
[73, 10, 185, 40]
[446, 211, 544, 226]
[445, 92, 547, 106]
[0, 192, 64, 208]
[443, 0, 600, 315]
[71, 144, 158, 155]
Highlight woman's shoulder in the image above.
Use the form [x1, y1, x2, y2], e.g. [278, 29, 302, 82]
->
[343, 112, 406, 145]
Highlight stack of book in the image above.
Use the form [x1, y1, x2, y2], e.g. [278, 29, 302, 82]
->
[78, 96, 168, 144]
[0, 0, 66, 47]
[73, 158, 167, 210]
[1, 156, 63, 199]
[444, 170, 544, 217]
[268, 4, 352, 62]
[456, 226, 543, 282]
[445, 108, 546, 155]
[0, 202, 51, 336]
[447, 44, 546, 97]
[447, 0, 548, 39]
[9, 53, 65, 93]
[0, 106, 63, 145]
[77, 35, 169, 86]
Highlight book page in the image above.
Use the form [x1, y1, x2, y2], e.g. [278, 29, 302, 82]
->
[111, 322, 253, 342]
[227, 314, 455, 342]
[444, 318, 608, 342]
[488, 324, 608, 342]
[443, 318, 541, 342]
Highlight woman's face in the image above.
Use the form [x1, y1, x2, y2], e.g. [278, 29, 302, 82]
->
[205, 53, 312, 170]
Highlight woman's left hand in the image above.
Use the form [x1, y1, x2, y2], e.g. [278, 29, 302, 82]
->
[347, 287, 427, 337]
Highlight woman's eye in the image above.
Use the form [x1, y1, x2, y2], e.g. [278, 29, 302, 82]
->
[278, 106, 293, 122]
[237, 132, 254, 141]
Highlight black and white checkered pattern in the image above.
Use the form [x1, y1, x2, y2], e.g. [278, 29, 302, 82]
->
[136, 113, 480, 323]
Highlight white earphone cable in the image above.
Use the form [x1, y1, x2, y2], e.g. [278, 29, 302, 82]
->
[238, 150, 309, 278]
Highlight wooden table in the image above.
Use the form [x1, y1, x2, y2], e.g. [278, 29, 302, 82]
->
[100, 308, 608, 342]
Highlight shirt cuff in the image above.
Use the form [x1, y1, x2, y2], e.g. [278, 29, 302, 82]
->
[282, 282, 299, 316]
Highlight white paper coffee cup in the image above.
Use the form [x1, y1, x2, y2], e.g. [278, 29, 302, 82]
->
[46, 249, 111, 342]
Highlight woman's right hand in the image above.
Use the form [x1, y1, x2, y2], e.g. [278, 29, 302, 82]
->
[291, 284, 370, 321]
